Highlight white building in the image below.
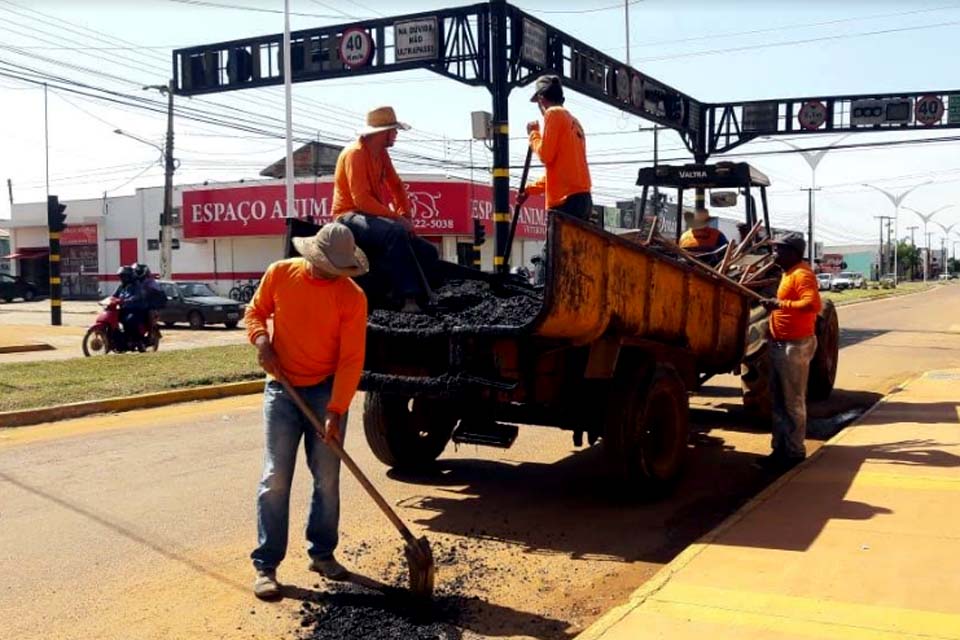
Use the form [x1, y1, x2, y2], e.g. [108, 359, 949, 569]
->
[0, 174, 547, 298]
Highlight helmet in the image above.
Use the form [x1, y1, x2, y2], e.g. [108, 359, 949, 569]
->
[133, 263, 151, 280]
[118, 265, 135, 285]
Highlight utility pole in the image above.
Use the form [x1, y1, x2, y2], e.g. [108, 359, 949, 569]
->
[907, 225, 919, 246]
[875, 215, 893, 280]
[136, 81, 177, 279]
[6, 178, 12, 207]
[801, 187, 822, 262]
[767, 135, 849, 264]
[624, 0, 631, 66]
[886, 218, 894, 277]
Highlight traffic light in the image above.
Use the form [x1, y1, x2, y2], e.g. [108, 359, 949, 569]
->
[47, 195, 67, 232]
[473, 218, 486, 246]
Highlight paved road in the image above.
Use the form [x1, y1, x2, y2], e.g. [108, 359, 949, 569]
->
[2, 285, 958, 639]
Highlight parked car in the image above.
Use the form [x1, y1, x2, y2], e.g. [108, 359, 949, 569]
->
[817, 273, 833, 291]
[0, 273, 38, 302]
[939, 273, 952, 281]
[832, 271, 866, 291]
[156, 280, 245, 329]
[880, 273, 897, 289]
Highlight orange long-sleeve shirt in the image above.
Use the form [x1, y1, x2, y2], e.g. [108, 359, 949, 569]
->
[770, 261, 822, 341]
[679, 227, 728, 251]
[245, 258, 368, 415]
[527, 106, 592, 209]
[332, 139, 411, 219]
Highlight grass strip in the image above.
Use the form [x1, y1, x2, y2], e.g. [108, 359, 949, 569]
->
[0, 344, 262, 412]
[823, 282, 936, 306]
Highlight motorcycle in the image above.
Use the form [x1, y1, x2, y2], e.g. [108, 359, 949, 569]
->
[82, 296, 161, 356]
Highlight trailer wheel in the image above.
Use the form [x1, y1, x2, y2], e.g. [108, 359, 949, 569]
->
[363, 392, 456, 470]
[808, 299, 839, 401]
[605, 363, 689, 494]
[740, 305, 773, 421]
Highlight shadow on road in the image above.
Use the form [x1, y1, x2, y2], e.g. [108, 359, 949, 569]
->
[718, 437, 960, 552]
[388, 435, 771, 567]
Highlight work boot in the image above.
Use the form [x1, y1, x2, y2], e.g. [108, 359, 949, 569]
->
[308, 555, 349, 580]
[253, 569, 281, 600]
[752, 453, 803, 474]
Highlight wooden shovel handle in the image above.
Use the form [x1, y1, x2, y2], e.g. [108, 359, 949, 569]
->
[275, 374, 418, 546]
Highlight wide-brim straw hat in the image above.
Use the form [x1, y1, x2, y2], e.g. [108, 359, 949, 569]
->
[292, 223, 369, 278]
[358, 105, 411, 136]
[690, 208, 713, 229]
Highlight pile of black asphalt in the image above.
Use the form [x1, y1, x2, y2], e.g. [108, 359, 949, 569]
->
[367, 279, 542, 336]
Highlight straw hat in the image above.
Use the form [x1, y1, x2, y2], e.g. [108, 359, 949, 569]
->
[690, 208, 713, 229]
[292, 223, 369, 278]
[358, 106, 411, 136]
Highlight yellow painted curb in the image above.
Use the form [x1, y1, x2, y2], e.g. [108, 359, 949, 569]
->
[0, 379, 265, 428]
[575, 374, 918, 640]
[0, 343, 55, 354]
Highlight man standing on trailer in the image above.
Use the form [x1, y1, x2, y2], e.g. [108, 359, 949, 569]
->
[518, 75, 594, 223]
[756, 233, 822, 472]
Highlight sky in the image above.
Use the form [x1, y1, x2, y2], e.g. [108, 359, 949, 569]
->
[2, 0, 960, 253]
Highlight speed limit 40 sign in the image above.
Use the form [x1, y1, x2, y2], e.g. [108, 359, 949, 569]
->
[340, 28, 373, 69]
[915, 95, 944, 126]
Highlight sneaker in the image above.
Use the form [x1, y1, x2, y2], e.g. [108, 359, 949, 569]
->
[253, 569, 281, 600]
[308, 555, 349, 580]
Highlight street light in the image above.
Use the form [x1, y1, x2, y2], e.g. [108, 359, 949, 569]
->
[902, 204, 954, 283]
[934, 221, 959, 276]
[861, 181, 932, 286]
[764, 134, 850, 264]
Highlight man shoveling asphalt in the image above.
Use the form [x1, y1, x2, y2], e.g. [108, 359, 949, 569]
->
[244, 223, 369, 599]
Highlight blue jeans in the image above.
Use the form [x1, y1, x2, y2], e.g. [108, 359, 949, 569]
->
[338, 212, 439, 301]
[251, 379, 346, 571]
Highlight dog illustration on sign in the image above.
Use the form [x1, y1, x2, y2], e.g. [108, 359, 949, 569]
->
[406, 187, 442, 221]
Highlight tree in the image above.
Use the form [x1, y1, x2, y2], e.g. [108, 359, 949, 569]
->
[897, 240, 921, 281]
[949, 257, 960, 275]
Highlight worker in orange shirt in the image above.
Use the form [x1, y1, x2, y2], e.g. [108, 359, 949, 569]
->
[245, 223, 368, 599]
[756, 233, 822, 472]
[518, 75, 594, 222]
[333, 106, 437, 313]
[679, 208, 729, 265]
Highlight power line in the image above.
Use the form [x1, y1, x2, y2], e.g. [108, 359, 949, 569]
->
[610, 3, 960, 52]
[636, 19, 960, 63]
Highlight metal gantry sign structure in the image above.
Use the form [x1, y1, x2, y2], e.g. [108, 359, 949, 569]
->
[172, 0, 960, 270]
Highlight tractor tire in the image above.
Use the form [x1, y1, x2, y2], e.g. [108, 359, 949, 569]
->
[604, 363, 690, 496]
[740, 305, 773, 422]
[808, 299, 839, 401]
[363, 393, 457, 471]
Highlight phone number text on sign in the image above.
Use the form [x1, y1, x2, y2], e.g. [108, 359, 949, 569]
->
[415, 219, 455, 231]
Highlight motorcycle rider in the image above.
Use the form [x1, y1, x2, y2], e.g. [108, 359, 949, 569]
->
[114, 265, 149, 349]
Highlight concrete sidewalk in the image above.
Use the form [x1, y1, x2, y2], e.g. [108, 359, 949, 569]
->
[579, 370, 960, 640]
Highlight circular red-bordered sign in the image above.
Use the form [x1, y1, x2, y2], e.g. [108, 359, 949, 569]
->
[915, 95, 944, 126]
[798, 100, 827, 131]
[339, 28, 373, 69]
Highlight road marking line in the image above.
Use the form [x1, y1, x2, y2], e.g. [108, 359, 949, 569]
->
[648, 584, 960, 640]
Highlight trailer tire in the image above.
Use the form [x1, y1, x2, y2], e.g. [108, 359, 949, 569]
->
[808, 299, 839, 401]
[363, 392, 456, 471]
[740, 305, 773, 422]
[605, 363, 689, 495]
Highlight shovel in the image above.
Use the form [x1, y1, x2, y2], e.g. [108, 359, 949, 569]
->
[502, 145, 534, 269]
[276, 374, 436, 598]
